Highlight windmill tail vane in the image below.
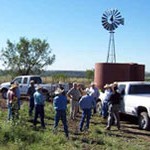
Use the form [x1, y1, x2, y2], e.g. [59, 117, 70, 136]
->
[118, 18, 124, 25]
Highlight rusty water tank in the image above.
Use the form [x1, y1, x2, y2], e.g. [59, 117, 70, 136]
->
[94, 63, 145, 89]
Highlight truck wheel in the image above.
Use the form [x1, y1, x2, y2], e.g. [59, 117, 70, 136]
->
[138, 112, 150, 130]
[2, 89, 8, 99]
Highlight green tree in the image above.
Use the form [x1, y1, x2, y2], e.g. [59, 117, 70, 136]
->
[86, 69, 94, 80]
[1, 37, 55, 75]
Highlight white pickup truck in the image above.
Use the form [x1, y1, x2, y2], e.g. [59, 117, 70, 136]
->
[117, 81, 150, 130]
[0, 75, 69, 100]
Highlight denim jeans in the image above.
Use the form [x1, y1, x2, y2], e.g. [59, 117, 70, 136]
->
[54, 110, 69, 137]
[29, 97, 34, 116]
[107, 104, 120, 129]
[79, 108, 91, 130]
[101, 101, 109, 118]
[7, 103, 19, 120]
[7, 103, 12, 120]
[33, 105, 45, 128]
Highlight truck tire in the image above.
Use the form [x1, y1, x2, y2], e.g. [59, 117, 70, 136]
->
[2, 89, 8, 99]
[138, 112, 150, 130]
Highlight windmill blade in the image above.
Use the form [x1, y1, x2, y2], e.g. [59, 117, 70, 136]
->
[115, 11, 121, 17]
[102, 22, 108, 28]
[105, 11, 109, 16]
[115, 20, 121, 26]
[102, 13, 108, 18]
[105, 23, 110, 30]
[114, 9, 119, 15]
[118, 18, 124, 25]
[113, 22, 118, 29]
[112, 9, 116, 15]
[102, 16, 107, 21]
[115, 15, 122, 19]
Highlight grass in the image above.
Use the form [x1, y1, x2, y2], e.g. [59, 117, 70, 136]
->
[0, 100, 150, 150]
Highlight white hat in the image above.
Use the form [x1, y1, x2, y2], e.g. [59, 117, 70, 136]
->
[54, 88, 64, 95]
[36, 86, 42, 91]
[30, 80, 35, 84]
[104, 84, 111, 89]
[85, 88, 91, 95]
[10, 84, 18, 90]
[91, 82, 97, 86]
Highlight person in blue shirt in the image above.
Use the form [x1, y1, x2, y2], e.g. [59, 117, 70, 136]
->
[53, 88, 69, 138]
[79, 88, 96, 132]
[101, 84, 112, 118]
[33, 86, 45, 129]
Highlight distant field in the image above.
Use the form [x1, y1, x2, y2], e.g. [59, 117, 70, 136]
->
[0, 75, 91, 86]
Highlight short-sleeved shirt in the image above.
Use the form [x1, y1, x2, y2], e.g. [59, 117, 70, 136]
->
[34, 91, 44, 105]
[67, 88, 81, 101]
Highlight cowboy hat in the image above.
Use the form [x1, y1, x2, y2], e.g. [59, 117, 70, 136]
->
[10, 84, 18, 90]
[54, 88, 64, 95]
[30, 80, 35, 84]
[36, 86, 42, 91]
[104, 84, 110, 89]
[84, 88, 91, 95]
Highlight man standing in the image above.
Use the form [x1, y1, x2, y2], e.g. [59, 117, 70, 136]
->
[33, 86, 45, 129]
[53, 88, 69, 138]
[106, 82, 121, 130]
[7, 84, 18, 120]
[101, 84, 112, 118]
[27, 80, 36, 116]
[67, 82, 81, 120]
[14, 81, 21, 110]
[89, 82, 100, 114]
[79, 88, 96, 132]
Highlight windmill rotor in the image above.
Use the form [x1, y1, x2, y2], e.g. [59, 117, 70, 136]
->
[102, 9, 124, 31]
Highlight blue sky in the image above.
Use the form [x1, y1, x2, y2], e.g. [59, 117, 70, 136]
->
[0, 0, 150, 71]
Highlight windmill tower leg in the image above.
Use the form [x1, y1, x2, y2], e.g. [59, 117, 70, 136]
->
[106, 31, 116, 63]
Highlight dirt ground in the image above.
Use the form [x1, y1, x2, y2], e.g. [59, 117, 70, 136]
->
[119, 115, 150, 142]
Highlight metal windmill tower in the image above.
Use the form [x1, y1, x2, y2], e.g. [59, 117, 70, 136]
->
[102, 9, 124, 63]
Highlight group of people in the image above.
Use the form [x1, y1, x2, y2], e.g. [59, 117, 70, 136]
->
[6, 79, 122, 139]
[53, 81, 100, 138]
[7, 80, 46, 129]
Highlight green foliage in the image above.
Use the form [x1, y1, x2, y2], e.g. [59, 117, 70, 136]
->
[1, 37, 55, 76]
[86, 69, 94, 81]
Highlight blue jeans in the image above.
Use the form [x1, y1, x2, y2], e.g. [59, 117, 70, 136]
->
[54, 110, 69, 137]
[101, 101, 108, 118]
[29, 97, 34, 116]
[33, 105, 45, 128]
[7, 103, 12, 120]
[7, 102, 19, 120]
[79, 109, 91, 130]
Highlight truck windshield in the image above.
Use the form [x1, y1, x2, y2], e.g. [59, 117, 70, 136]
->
[30, 77, 42, 84]
[129, 84, 150, 94]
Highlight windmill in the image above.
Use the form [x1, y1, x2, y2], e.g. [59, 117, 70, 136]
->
[102, 9, 124, 63]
